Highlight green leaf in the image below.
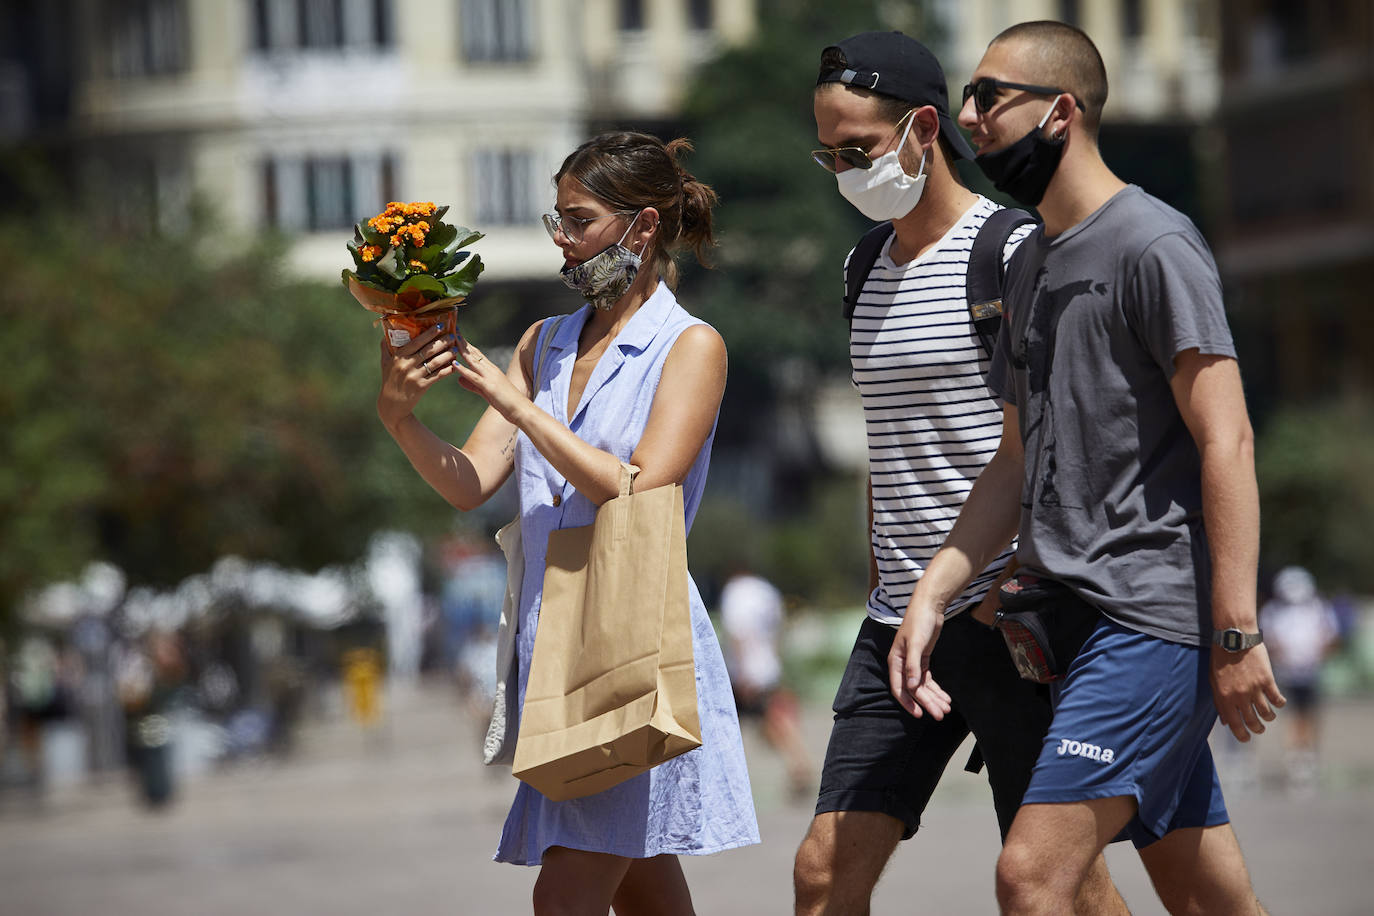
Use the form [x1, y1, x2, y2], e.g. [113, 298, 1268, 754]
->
[438, 255, 484, 298]
[451, 227, 485, 250]
[422, 248, 467, 278]
[345, 236, 380, 276]
[397, 274, 445, 297]
[377, 246, 406, 280]
[415, 224, 458, 268]
[347, 274, 398, 294]
[422, 222, 457, 253]
[359, 220, 389, 247]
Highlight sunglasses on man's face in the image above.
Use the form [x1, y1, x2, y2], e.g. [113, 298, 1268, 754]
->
[961, 77, 1087, 114]
[811, 109, 917, 173]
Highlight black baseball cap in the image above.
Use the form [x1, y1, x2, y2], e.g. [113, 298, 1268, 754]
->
[816, 31, 976, 160]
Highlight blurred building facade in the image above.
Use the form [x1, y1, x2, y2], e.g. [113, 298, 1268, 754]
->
[1, 0, 755, 283]
[1210, 1, 1374, 414]
[941, 0, 1220, 122]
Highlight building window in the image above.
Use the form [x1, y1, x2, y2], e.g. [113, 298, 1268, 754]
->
[103, 0, 189, 78]
[252, 0, 394, 51]
[306, 157, 353, 230]
[1122, 0, 1143, 39]
[472, 149, 538, 226]
[687, 0, 712, 31]
[262, 153, 395, 231]
[459, 0, 533, 63]
[619, 0, 645, 31]
[298, 0, 345, 49]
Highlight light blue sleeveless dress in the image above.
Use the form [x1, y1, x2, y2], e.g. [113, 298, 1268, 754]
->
[494, 282, 760, 866]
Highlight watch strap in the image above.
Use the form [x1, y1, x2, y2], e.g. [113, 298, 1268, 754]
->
[1212, 628, 1264, 652]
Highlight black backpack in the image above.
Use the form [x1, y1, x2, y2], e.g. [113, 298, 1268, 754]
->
[842, 207, 1036, 358]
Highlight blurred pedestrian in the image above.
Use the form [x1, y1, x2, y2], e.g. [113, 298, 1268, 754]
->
[117, 631, 186, 809]
[8, 636, 64, 793]
[795, 29, 1122, 915]
[718, 566, 813, 800]
[376, 131, 758, 913]
[892, 20, 1284, 913]
[1262, 565, 1341, 792]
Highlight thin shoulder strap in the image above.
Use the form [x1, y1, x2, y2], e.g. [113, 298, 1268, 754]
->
[966, 207, 1036, 357]
[842, 222, 896, 322]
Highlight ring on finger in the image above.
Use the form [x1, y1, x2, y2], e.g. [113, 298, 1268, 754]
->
[422, 359, 431, 376]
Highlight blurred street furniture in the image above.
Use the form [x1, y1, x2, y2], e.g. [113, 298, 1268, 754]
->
[343, 648, 383, 730]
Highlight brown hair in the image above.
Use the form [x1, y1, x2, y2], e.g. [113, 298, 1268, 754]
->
[554, 132, 718, 291]
[991, 21, 1108, 136]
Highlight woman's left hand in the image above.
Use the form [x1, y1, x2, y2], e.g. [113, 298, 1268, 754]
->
[453, 335, 528, 422]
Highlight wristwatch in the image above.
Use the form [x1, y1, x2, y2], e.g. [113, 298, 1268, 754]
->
[1212, 628, 1264, 653]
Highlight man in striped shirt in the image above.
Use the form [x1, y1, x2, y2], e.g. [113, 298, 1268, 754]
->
[793, 31, 1122, 915]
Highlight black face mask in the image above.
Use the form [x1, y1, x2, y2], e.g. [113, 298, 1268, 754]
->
[974, 102, 1065, 208]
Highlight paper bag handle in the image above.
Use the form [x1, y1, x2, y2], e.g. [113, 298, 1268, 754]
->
[618, 462, 640, 498]
[610, 463, 640, 540]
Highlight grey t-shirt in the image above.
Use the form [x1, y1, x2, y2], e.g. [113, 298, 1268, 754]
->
[988, 186, 1237, 646]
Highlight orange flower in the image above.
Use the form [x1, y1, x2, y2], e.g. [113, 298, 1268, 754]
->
[359, 245, 383, 262]
[408, 259, 428, 272]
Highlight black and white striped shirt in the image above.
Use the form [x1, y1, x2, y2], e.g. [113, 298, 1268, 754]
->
[848, 197, 1032, 625]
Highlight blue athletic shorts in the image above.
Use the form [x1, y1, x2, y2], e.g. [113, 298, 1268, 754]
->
[1021, 617, 1229, 848]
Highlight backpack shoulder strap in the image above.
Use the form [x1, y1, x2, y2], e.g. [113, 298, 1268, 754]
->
[842, 222, 896, 322]
[966, 207, 1035, 357]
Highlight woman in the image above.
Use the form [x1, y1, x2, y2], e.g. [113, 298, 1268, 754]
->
[376, 132, 759, 914]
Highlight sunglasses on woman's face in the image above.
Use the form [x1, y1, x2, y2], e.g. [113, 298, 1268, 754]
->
[961, 77, 1087, 114]
[811, 109, 916, 173]
[541, 209, 633, 245]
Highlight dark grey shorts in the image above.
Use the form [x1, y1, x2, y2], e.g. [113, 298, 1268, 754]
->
[814, 613, 1054, 840]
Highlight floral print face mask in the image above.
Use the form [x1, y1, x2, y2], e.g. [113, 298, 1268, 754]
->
[559, 211, 644, 311]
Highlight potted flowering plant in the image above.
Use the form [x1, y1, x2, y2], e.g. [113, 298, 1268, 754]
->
[342, 201, 484, 349]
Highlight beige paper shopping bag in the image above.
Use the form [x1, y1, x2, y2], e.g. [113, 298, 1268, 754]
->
[512, 464, 701, 801]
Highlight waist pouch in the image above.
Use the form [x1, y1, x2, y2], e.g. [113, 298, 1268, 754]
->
[994, 574, 1101, 683]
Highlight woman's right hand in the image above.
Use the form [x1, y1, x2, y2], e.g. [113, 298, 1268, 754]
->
[377, 324, 459, 432]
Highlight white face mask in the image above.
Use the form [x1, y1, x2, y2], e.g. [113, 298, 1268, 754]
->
[836, 114, 927, 221]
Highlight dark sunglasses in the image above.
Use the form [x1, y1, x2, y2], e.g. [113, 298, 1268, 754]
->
[811, 109, 916, 173]
[962, 77, 1087, 114]
[811, 146, 875, 172]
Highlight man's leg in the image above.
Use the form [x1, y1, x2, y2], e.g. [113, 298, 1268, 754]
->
[795, 618, 970, 916]
[1131, 746, 1268, 915]
[997, 797, 1136, 916]
[794, 810, 903, 916]
[1076, 855, 1129, 915]
[1136, 823, 1269, 916]
[946, 615, 1129, 915]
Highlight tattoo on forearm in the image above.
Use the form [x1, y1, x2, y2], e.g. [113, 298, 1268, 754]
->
[501, 433, 517, 462]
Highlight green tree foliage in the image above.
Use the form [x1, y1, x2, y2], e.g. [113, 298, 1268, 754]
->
[679, 0, 943, 438]
[676, 2, 944, 606]
[1255, 402, 1374, 594]
[0, 195, 495, 631]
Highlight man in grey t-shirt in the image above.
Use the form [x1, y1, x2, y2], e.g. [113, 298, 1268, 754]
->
[887, 21, 1285, 916]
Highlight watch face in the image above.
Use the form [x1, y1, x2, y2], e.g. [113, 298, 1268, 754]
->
[1221, 630, 1242, 652]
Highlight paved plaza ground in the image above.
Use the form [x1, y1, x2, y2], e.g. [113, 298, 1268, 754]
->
[3, 678, 1372, 915]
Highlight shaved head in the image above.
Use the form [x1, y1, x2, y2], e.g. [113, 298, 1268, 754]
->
[991, 21, 1108, 134]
